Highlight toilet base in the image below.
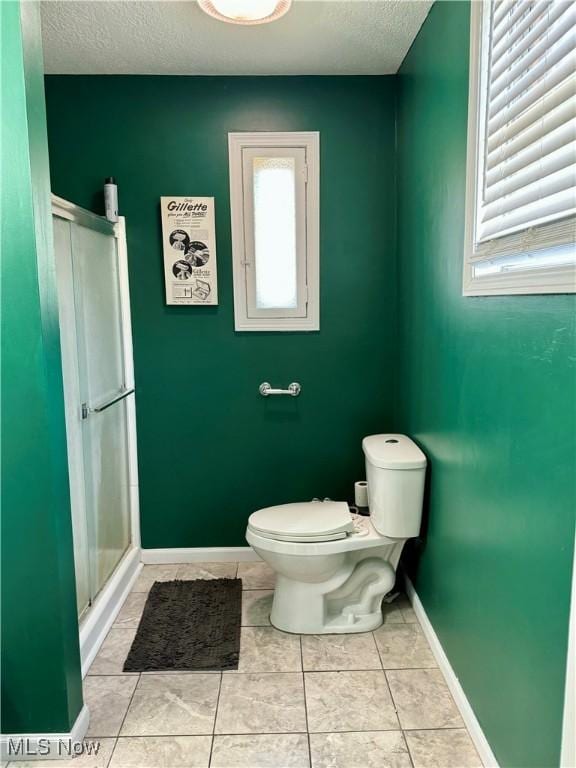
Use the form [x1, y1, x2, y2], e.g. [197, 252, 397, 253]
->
[270, 556, 396, 634]
[271, 608, 386, 635]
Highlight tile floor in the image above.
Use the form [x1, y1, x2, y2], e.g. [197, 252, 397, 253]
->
[8, 562, 483, 768]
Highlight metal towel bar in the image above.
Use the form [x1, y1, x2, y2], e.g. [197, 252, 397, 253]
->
[259, 382, 301, 397]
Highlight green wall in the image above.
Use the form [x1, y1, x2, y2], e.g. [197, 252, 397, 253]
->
[44, 75, 398, 549]
[396, 3, 576, 767]
[1, 1, 83, 735]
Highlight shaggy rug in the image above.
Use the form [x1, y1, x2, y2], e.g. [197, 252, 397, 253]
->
[123, 578, 242, 672]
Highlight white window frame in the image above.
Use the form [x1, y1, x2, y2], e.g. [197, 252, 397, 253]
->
[463, 1, 576, 297]
[229, 131, 320, 331]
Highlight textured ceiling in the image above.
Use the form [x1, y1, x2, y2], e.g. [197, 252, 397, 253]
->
[41, 0, 433, 75]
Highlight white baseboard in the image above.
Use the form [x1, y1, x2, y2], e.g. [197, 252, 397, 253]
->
[560, 531, 576, 768]
[1, 705, 89, 762]
[141, 547, 261, 564]
[404, 576, 499, 768]
[79, 546, 142, 677]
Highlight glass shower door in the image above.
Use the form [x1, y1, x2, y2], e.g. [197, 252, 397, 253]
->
[53, 216, 92, 616]
[71, 222, 132, 599]
[54, 202, 133, 618]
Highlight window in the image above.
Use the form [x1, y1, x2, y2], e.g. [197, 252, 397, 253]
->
[229, 132, 319, 330]
[463, 0, 576, 295]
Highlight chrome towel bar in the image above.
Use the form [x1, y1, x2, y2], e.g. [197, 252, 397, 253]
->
[259, 382, 301, 397]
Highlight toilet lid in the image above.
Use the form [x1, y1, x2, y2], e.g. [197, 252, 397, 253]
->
[248, 502, 354, 541]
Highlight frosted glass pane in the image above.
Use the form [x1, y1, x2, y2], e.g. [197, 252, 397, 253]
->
[53, 216, 91, 617]
[72, 226, 124, 405]
[253, 156, 298, 309]
[69, 220, 131, 606]
[84, 398, 131, 597]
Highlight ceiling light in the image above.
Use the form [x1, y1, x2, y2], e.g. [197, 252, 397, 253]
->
[198, 0, 292, 25]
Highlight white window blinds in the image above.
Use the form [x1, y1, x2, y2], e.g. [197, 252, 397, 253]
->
[473, 0, 576, 261]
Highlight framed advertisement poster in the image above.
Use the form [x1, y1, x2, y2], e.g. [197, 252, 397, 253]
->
[161, 196, 218, 305]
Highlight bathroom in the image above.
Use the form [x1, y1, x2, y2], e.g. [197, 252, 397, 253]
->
[2, 1, 575, 767]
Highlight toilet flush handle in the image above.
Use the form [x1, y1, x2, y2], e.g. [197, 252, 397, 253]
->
[259, 382, 301, 397]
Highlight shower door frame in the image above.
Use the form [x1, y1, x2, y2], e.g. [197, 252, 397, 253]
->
[52, 195, 141, 675]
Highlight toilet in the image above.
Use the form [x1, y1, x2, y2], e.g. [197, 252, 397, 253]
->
[245, 434, 426, 634]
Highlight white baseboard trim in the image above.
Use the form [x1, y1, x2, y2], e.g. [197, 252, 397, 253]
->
[1, 705, 89, 762]
[404, 576, 499, 768]
[141, 547, 261, 564]
[79, 546, 142, 677]
[560, 531, 576, 768]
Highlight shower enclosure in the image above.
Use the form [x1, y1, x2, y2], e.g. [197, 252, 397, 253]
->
[52, 196, 138, 623]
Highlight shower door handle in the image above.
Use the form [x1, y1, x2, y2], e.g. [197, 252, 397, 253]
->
[81, 387, 135, 419]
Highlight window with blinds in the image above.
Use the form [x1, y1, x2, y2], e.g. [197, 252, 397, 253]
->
[463, 0, 576, 295]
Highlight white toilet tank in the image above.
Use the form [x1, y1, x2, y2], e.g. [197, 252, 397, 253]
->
[362, 434, 426, 539]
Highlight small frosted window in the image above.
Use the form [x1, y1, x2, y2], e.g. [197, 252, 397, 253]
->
[229, 132, 319, 331]
[252, 156, 297, 309]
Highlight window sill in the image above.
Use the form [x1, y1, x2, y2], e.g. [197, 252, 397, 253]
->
[234, 316, 320, 332]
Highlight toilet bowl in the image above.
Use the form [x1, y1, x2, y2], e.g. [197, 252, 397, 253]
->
[245, 434, 426, 634]
[246, 510, 403, 633]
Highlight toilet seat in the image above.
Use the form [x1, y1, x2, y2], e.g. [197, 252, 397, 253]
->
[246, 518, 398, 558]
[248, 501, 354, 543]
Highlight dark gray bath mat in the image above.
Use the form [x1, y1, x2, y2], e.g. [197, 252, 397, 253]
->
[123, 578, 242, 672]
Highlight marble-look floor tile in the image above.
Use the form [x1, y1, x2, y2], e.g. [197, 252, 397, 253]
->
[139, 669, 221, 676]
[302, 633, 381, 671]
[215, 672, 306, 734]
[84, 675, 138, 736]
[120, 673, 220, 736]
[109, 736, 212, 767]
[373, 624, 436, 669]
[238, 627, 301, 672]
[386, 669, 464, 730]
[305, 671, 399, 733]
[405, 729, 483, 768]
[309, 731, 412, 768]
[241, 590, 273, 626]
[113, 593, 148, 629]
[237, 561, 276, 589]
[211, 734, 310, 767]
[6, 739, 115, 767]
[397, 597, 418, 623]
[176, 562, 237, 581]
[131, 565, 181, 593]
[88, 629, 137, 676]
[381, 601, 406, 624]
